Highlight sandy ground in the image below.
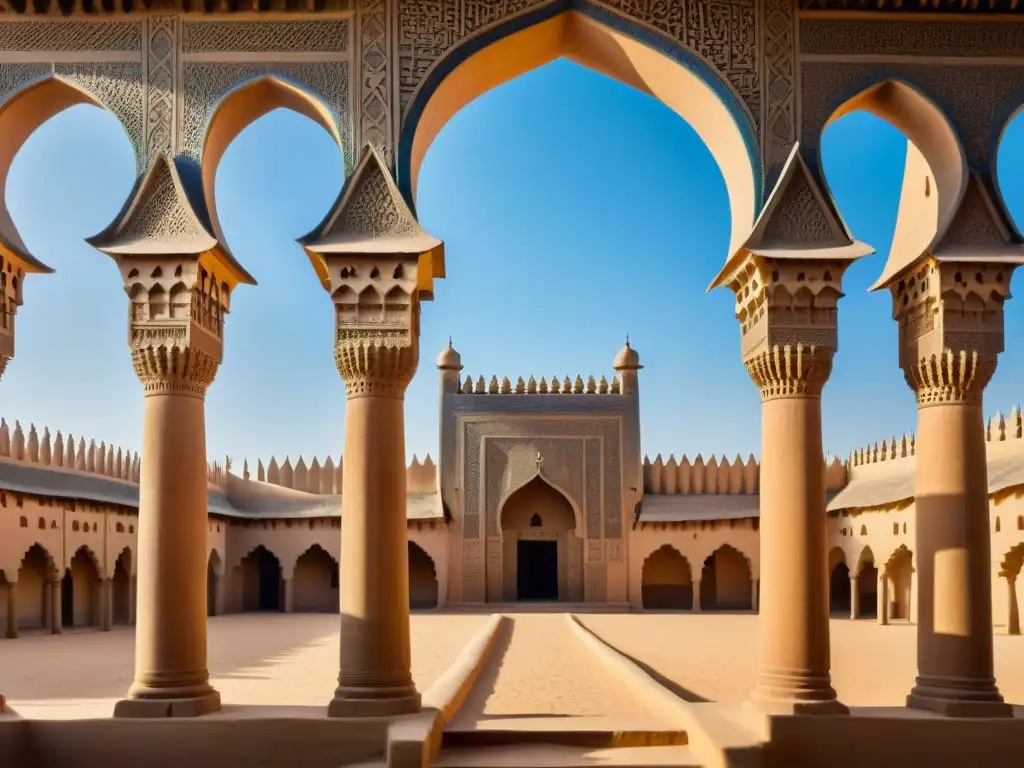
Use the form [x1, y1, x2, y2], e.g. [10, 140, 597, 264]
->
[447, 614, 676, 731]
[2, 612, 1022, 721]
[0, 613, 488, 719]
[576, 614, 1024, 708]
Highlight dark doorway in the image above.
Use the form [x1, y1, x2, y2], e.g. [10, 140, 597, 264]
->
[61, 569, 74, 627]
[517, 540, 558, 601]
[257, 549, 281, 611]
[830, 562, 851, 616]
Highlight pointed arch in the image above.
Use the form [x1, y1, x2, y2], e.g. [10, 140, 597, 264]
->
[292, 544, 338, 613]
[855, 545, 879, 620]
[397, 1, 760, 257]
[199, 74, 344, 256]
[408, 541, 438, 610]
[822, 79, 968, 289]
[0, 73, 136, 273]
[113, 547, 132, 625]
[829, 546, 851, 617]
[885, 544, 914, 621]
[641, 544, 692, 610]
[497, 469, 583, 539]
[237, 544, 282, 612]
[14, 543, 55, 632]
[699, 543, 753, 611]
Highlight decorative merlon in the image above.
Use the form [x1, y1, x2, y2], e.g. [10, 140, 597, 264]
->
[847, 404, 1024, 471]
[458, 374, 622, 395]
[643, 452, 848, 496]
[244, 453, 436, 496]
[0, 417, 140, 484]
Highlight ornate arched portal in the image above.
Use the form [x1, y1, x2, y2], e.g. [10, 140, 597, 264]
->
[397, 2, 761, 258]
[499, 474, 583, 602]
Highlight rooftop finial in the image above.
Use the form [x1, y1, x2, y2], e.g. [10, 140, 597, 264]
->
[625, 334, 630, 347]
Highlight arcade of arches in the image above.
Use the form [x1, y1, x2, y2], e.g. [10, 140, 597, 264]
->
[1, 3, 1024, 767]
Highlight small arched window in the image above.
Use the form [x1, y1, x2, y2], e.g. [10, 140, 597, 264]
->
[37, 517, 45, 530]
[19, 516, 27, 528]
[529, 513, 542, 528]
[72, 521, 80, 532]
[995, 517, 1001, 533]
[116, 522, 124, 533]
[860, 525, 867, 536]
[129, 524, 134, 534]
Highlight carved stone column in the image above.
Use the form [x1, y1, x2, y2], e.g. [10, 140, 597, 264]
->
[887, 256, 1015, 717]
[49, 580, 61, 634]
[874, 166, 1023, 717]
[87, 153, 255, 718]
[713, 146, 869, 717]
[877, 574, 889, 626]
[298, 145, 444, 718]
[849, 573, 860, 620]
[6, 581, 17, 639]
[692, 579, 701, 613]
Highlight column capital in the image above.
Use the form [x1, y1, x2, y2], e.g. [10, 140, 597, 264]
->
[334, 331, 419, 399]
[744, 343, 833, 400]
[889, 257, 1013, 406]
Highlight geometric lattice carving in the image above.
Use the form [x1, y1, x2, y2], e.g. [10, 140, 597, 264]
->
[146, 16, 176, 161]
[0, 20, 142, 51]
[357, 0, 393, 161]
[181, 19, 351, 54]
[56, 62, 145, 172]
[396, 0, 761, 127]
[181, 60, 353, 172]
[762, 0, 797, 177]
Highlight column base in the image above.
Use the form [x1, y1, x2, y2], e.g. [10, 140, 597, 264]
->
[328, 687, 421, 719]
[907, 678, 1013, 718]
[114, 687, 221, 718]
[747, 671, 848, 717]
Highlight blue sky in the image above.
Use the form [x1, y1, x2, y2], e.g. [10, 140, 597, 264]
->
[4, 59, 1024, 469]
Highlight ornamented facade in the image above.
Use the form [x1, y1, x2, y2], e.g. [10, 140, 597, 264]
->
[0, 0, 1023, 764]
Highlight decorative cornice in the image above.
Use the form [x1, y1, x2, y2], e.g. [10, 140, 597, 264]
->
[800, 0, 1024, 12]
[0, 1, 356, 15]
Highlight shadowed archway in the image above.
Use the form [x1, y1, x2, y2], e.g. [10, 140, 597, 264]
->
[294, 544, 338, 613]
[239, 545, 283, 612]
[112, 547, 132, 625]
[641, 545, 692, 610]
[829, 547, 851, 616]
[700, 544, 752, 611]
[408, 542, 438, 610]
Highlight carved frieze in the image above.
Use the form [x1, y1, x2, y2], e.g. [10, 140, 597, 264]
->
[181, 19, 352, 54]
[799, 18, 1024, 59]
[763, 0, 797, 178]
[0, 20, 142, 52]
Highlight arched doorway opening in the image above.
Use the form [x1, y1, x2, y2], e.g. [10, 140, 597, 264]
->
[499, 475, 581, 602]
[207, 550, 223, 617]
[112, 548, 132, 625]
[885, 545, 914, 621]
[408, 542, 439, 610]
[0, 569, 11, 636]
[65, 546, 101, 629]
[400, 6, 758, 259]
[829, 547, 851, 616]
[293, 545, 338, 613]
[240, 546, 283, 612]
[856, 547, 879, 620]
[641, 545, 692, 610]
[700, 545, 752, 611]
[17, 544, 54, 632]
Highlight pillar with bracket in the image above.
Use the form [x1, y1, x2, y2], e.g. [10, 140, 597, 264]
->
[87, 153, 255, 718]
[849, 572, 860, 620]
[712, 144, 871, 717]
[298, 144, 445, 718]
[875, 171, 1021, 718]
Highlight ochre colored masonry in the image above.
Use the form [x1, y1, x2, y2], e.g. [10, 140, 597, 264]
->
[1, 342, 1022, 639]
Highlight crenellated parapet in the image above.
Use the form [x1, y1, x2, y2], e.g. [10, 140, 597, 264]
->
[642, 452, 848, 496]
[0, 417, 139, 483]
[239, 453, 437, 496]
[457, 374, 622, 395]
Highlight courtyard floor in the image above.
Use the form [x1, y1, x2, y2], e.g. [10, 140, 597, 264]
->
[1, 612, 1022, 721]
